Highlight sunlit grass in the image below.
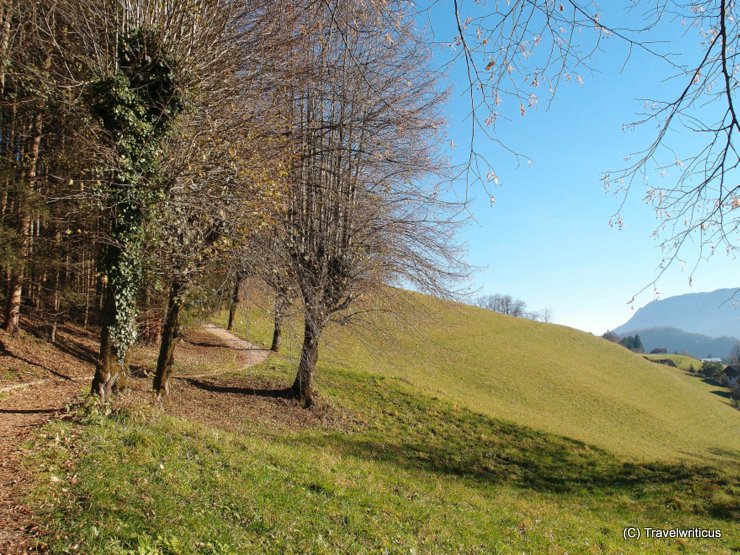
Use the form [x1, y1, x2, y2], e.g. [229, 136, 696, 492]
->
[214, 288, 740, 463]
[29, 358, 738, 554]
[643, 353, 702, 371]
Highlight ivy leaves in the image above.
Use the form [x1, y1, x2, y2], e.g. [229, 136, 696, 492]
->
[86, 29, 185, 362]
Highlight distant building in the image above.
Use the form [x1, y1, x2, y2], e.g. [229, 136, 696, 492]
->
[649, 348, 668, 354]
[701, 358, 723, 364]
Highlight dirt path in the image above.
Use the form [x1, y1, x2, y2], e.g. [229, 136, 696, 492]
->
[0, 324, 268, 553]
[179, 324, 270, 377]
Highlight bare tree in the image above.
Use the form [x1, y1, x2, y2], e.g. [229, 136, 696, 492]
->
[539, 307, 554, 323]
[281, 1, 467, 407]
[143, 4, 289, 399]
[729, 341, 740, 365]
[602, 330, 620, 343]
[243, 233, 296, 353]
[476, 293, 527, 317]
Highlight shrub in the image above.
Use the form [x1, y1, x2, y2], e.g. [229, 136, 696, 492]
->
[700, 360, 724, 381]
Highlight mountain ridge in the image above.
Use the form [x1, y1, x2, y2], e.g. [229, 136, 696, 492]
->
[613, 287, 740, 341]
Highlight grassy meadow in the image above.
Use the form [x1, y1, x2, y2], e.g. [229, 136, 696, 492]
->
[25, 289, 739, 553]
[215, 289, 740, 463]
[643, 353, 703, 372]
[30, 359, 738, 554]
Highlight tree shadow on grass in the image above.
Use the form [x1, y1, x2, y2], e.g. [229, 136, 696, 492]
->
[710, 389, 733, 400]
[182, 377, 295, 399]
[282, 388, 739, 520]
[290, 430, 738, 519]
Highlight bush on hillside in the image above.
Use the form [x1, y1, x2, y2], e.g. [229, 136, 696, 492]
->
[700, 360, 724, 381]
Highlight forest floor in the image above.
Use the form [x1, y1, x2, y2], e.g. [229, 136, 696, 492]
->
[0, 321, 269, 554]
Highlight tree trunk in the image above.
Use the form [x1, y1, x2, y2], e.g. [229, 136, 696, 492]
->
[226, 271, 243, 331]
[270, 292, 285, 352]
[2, 254, 23, 334]
[3, 101, 44, 333]
[90, 281, 126, 400]
[291, 318, 321, 408]
[153, 281, 185, 399]
[0, 2, 12, 96]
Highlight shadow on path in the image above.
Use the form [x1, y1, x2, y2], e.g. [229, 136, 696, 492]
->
[183, 377, 294, 399]
[0, 407, 61, 415]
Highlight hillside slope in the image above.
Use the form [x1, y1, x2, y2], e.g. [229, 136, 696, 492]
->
[225, 289, 740, 463]
[22, 325, 738, 553]
[613, 288, 740, 338]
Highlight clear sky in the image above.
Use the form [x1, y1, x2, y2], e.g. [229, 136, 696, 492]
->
[423, 1, 739, 334]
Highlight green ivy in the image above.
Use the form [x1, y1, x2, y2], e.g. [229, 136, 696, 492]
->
[87, 29, 184, 362]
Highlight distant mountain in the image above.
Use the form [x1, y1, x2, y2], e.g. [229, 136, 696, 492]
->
[620, 327, 738, 359]
[613, 288, 740, 339]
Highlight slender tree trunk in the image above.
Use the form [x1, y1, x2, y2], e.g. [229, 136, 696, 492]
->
[90, 278, 126, 400]
[270, 291, 285, 352]
[3, 101, 44, 333]
[50, 248, 60, 342]
[0, 1, 12, 96]
[153, 280, 184, 399]
[291, 317, 321, 407]
[226, 271, 242, 331]
[2, 244, 23, 333]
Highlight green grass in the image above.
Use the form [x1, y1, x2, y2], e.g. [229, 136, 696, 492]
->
[29, 359, 739, 554]
[24, 289, 740, 552]
[216, 290, 740, 463]
[643, 353, 703, 372]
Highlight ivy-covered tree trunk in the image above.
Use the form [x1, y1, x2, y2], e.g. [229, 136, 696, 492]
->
[86, 29, 184, 401]
[153, 280, 184, 399]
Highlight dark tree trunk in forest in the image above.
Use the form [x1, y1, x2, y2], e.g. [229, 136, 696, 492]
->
[153, 280, 184, 399]
[291, 318, 321, 407]
[270, 292, 285, 352]
[227, 272, 243, 331]
[90, 277, 127, 400]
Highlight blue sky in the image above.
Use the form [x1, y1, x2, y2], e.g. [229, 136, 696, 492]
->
[423, 1, 739, 334]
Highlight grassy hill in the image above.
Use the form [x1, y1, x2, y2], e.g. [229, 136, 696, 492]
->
[27, 347, 738, 554]
[219, 289, 739, 464]
[643, 353, 703, 372]
[19, 289, 739, 553]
